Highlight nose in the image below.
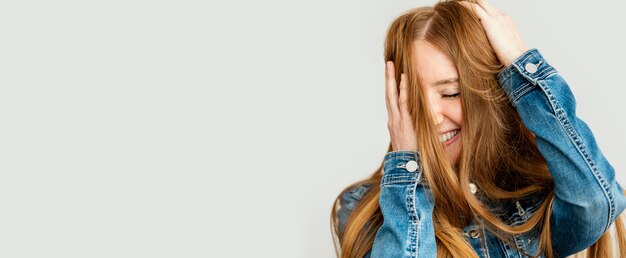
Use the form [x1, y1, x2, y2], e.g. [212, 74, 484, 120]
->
[433, 110, 444, 125]
[430, 100, 445, 125]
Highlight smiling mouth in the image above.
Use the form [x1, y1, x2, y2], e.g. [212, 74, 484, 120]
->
[439, 129, 460, 143]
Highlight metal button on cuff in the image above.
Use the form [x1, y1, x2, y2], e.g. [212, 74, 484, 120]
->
[524, 63, 537, 74]
[405, 160, 418, 172]
[524, 61, 543, 74]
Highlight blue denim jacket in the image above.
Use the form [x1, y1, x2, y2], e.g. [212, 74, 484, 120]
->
[337, 49, 626, 257]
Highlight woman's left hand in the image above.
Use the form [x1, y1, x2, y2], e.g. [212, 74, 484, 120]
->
[458, 0, 528, 66]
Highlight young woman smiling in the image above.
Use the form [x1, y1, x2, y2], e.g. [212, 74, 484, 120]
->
[331, 0, 626, 257]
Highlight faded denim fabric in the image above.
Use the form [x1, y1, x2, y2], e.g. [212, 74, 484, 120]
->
[337, 49, 626, 257]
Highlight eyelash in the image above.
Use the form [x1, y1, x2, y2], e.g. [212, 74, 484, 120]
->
[442, 93, 460, 99]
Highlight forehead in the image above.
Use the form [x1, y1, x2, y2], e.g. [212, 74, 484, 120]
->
[412, 40, 458, 87]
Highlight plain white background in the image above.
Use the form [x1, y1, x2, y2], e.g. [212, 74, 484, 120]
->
[0, 0, 625, 257]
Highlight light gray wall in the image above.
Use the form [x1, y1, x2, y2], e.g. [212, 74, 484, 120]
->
[0, 0, 624, 257]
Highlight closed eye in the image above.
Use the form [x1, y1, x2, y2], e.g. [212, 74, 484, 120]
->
[442, 93, 460, 99]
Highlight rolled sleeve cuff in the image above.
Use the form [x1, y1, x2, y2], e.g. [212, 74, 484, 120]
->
[497, 48, 558, 104]
[381, 150, 423, 186]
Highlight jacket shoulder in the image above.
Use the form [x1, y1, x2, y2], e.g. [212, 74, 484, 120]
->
[337, 183, 373, 234]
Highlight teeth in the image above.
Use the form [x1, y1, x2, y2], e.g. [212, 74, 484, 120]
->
[439, 129, 459, 143]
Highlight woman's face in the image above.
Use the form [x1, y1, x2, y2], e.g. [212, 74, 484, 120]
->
[413, 40, 463, 165]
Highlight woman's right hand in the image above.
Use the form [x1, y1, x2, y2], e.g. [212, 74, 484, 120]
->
[385, 61, 418, 152]
[458, 0, 528, 66]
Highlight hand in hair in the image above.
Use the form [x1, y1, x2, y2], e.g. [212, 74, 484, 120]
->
[458, 0, 528, 66]
[385, 61, 418, 152]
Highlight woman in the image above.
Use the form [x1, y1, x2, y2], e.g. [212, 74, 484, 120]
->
[330, 0, 626, 257]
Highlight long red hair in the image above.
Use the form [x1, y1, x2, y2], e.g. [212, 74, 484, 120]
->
[330, 1, 626, 257]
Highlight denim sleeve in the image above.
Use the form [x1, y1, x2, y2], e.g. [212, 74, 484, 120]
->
[497, 49, 626, 256]
[370, 150, 437, 257]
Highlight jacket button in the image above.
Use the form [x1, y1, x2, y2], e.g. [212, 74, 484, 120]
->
[525, 62, 538, 74]
[469, 183, 477, 194]
[405, 160, 418, 172]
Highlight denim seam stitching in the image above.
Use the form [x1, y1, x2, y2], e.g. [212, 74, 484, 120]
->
[498, 66, 515, 82]
[386, 176, 415, 181]
[537, 79, 615, 232]
[512, 234, 524, 255]
[381, 177, 417, 186]
[501, 64, 556, 105]
[406, 182, 418, 257]
[481, 225, 491, 258]
[499, 235, 515, 257]
[382, 180, 416, 186]
[386, 156, 416, 160]
[511, 83, 534, 104]
[381, 172, 418, 186]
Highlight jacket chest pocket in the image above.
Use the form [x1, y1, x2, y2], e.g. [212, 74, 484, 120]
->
[506, 199, 545, 257]
[512, 228, 542, 257]
[463, 224, 489, 257]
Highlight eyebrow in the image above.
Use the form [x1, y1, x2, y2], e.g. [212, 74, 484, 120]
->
[432, 77, 459, 87]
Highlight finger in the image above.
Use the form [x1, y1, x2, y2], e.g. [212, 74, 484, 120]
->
[385, 62, 393, 118]
[476, 0, 501, 16]
[458, 1, 489, 20]
[385, 61, 400, 118]
[398, 73, 410, 118]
